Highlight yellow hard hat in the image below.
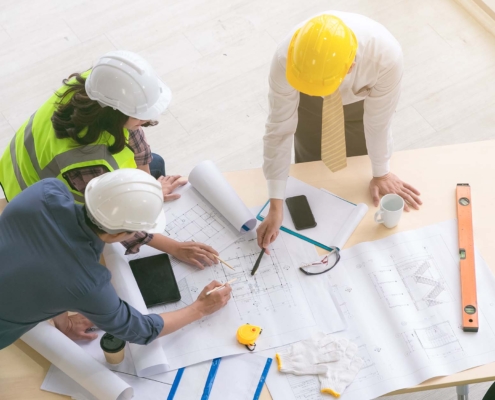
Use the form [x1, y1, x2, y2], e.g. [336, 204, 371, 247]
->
[286, 15, 358, 97]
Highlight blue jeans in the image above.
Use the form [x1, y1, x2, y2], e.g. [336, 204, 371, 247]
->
[149, 153, 165, 179]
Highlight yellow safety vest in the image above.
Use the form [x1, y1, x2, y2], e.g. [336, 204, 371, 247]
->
[0, 72, 136, 203]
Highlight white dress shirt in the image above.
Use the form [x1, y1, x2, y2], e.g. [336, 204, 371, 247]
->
[263, 11, 403, 199]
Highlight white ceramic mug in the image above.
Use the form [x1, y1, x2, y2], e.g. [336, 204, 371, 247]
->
[374, 194, 404, 228]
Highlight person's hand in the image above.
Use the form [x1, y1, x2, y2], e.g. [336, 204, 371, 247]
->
[191, 280, 232, 316]
[55, 314, 97, 341]
[256, 200, 283, 255]
[171, 241, 219, 269]
[369, 172, 421, 212]
[157, 175, 188, 201]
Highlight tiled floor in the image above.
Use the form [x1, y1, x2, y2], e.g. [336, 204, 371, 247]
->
[0, 0, 494, 398]
[1, 0, 495, 177]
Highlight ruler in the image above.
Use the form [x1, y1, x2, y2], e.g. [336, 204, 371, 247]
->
[456, 183, 478, 332]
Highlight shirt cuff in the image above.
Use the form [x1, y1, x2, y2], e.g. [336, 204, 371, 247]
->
[371, 161, 390, 178]
[147, 313, 165, 343]
[267, 179, 287, 200]
[122, 232, 154, 255]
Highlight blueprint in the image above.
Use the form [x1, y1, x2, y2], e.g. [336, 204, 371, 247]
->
[150, 231, 345, 370]
[266, 220, 495, 400]
[127, 183, 252, 282]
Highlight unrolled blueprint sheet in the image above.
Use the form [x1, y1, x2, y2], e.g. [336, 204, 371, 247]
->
[128, 182, 245, 275]
[160, 183, 242, 251]
[150, 231, 345, 370]
[266, 220, 495, 400]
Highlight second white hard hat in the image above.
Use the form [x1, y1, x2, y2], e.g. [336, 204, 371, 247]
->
[85, 169, 166, 234]
[85, 50, 172, 120]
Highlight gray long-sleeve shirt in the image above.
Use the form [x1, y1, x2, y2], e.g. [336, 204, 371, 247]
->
[0, 179, 164, 349]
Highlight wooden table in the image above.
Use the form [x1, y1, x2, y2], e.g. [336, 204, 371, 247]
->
[2, 140, 495, 399]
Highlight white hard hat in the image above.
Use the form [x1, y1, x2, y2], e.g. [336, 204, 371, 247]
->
[85, 50, 172, 120]
[84, 169, 166, 234]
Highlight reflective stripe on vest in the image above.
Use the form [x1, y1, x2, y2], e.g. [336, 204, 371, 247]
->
[5, 112, 126, 203]
[9, 127, 28, 192]
[22, 113, 119, 180]
[0, 71, 137, 203]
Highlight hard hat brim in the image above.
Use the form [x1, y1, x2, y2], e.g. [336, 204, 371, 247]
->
[125, 79, 172, 121]
[146, 208, 167, 234]
[286, 65, 342, 97]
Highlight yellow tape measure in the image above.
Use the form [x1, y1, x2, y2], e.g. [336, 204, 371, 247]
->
[236, 324, 262, 351]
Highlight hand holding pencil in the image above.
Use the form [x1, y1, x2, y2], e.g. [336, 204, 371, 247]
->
[193, 280, 233, 316]
[189, 239, 235, 270]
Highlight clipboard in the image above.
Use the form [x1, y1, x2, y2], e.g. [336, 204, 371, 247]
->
[257, 177, 368, 251]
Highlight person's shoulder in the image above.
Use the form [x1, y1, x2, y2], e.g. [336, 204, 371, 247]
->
[337, 12, 402, 66]
[40, 178, 73, 203]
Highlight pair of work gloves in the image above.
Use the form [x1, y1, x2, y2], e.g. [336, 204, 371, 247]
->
[276, 332, 363, 398]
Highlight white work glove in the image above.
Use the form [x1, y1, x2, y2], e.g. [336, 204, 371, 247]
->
[275, 332, 348, 375]
[318, 342, 364, 398]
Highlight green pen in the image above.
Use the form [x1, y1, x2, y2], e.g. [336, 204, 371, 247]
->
[251, 248, 266, 276]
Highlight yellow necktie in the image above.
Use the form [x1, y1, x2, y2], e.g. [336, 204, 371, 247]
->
[321, 91, 347, 172]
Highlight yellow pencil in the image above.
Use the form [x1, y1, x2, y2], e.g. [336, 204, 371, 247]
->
[213, 254, 235, 270]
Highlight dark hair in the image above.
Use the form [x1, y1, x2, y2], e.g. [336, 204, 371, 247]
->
[51, 72, 159, 154]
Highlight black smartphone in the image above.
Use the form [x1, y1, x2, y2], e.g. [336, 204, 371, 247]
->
[285, 195, 317, 231]
[129, 254, 181, 307]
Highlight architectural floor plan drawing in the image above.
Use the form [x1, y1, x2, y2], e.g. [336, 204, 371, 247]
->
[394, 254, 453, 311]
[368, 247, 453, 310]
[266, 220, 495, 400]
[161, 186, 241, 252]
[401, 321, 464, 360]
[149, 231, 345, 370]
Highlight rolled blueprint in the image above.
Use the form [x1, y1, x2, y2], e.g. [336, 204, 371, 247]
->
[103, 243, 169, 377]
[189, 160, 257, 232]
[21, 321, 133, 400]
[332, 202, 368, 249]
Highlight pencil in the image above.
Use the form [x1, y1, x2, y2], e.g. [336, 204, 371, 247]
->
[213, 254, 235, 270]
[251, 248, 266, 276]
[206, 278, 237, 296]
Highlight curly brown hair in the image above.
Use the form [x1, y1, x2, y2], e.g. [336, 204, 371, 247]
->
[51, 72, 158, 154]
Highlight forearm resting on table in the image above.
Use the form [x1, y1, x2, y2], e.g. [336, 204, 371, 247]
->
[157, 306, 202, 337]
[148, 233, 179, 254]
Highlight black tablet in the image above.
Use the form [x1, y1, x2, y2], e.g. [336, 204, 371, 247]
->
[129, 254, 181, 307]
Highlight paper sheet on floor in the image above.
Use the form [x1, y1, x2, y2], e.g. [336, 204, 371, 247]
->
[42, 353, 272, 400]
[265, 220, 495, 400]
